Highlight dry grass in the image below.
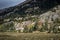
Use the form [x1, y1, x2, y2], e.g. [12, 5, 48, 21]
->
[0, 32, 60, 40]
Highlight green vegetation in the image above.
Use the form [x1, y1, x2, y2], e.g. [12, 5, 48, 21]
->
[0, 22, 15, 32]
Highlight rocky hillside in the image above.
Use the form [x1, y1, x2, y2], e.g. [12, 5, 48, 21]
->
[0, 0, 60, 23]
[0, 0, 60, 33]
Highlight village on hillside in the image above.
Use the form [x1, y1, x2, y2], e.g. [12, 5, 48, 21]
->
[0, 5, 60, 33]
[0, 0, 60, 34]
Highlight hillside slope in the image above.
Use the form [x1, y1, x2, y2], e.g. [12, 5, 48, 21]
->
[0, 0, 60, 33]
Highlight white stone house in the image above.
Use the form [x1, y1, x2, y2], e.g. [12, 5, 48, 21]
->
[14, 22, 24, 32]
[14, 21, 33, 32]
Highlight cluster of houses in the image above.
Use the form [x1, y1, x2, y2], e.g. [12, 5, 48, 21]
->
[4, 12, 60, 33]
[2, 5, 60, 33]
[13, 20, 35, 32]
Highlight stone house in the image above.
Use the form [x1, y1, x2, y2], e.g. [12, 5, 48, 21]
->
[14, 20, 35, 32]
[14, 22, 24, 32]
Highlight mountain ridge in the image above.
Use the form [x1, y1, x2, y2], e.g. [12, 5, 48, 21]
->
[0, 0, 60, 16]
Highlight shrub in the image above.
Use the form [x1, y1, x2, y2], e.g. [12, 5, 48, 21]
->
[0, 22, 15, 32]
